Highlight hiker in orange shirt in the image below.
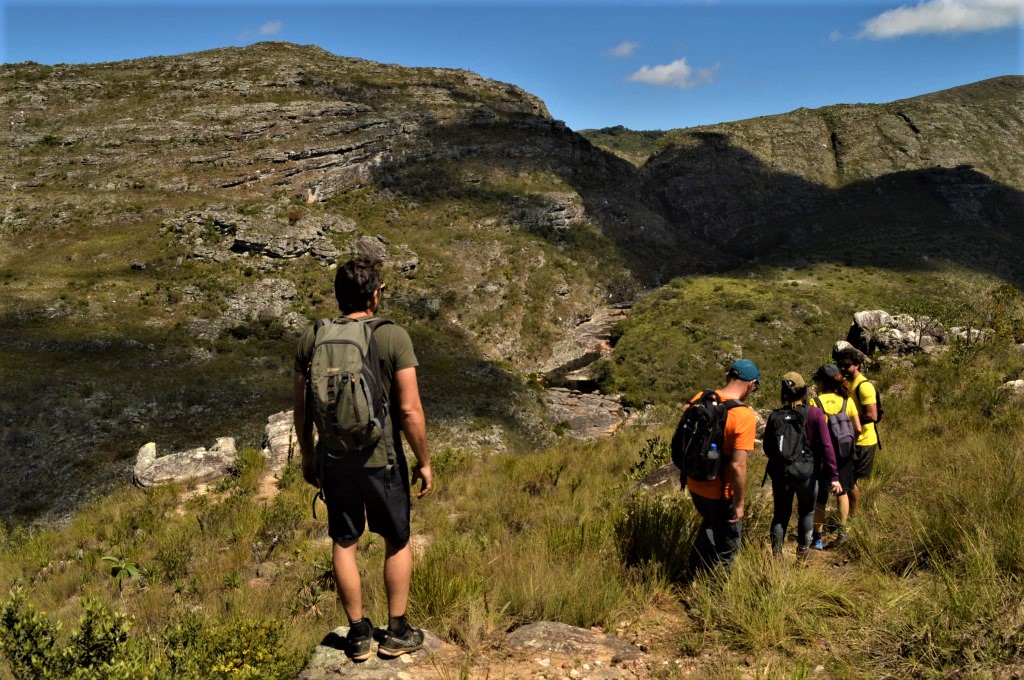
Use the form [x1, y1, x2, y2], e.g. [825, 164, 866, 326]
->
[685, 359, 760, 571]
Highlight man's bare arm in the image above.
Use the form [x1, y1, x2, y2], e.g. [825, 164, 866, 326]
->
[395, 366, 432, 497]
[728, 448, 750, 523]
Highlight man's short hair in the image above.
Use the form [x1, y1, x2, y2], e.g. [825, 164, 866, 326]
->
[834, 347, 863, 367]
[335, 256, 383, 314]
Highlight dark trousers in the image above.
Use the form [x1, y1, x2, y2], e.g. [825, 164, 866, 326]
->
[689, 492, 742, 572]
[769, 474, 817, 554]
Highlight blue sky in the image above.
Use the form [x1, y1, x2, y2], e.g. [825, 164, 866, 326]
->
[2, 1, 1021, 131]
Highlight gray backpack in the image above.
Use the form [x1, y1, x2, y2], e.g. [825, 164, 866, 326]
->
[812, 396, 856, 461]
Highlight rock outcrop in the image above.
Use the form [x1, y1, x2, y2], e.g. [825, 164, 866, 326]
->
[297, 626, 457, 680]
[998, 379, 1024, 399]
[642, 76, 1024, 270]
[133, 437, 237, 487]
[844, 309, 948, 356]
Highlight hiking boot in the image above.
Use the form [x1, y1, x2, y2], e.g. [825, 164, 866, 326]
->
[810, 537, 824, 551]
[345, 618, 373, 662]
[378, 625, 425, 657]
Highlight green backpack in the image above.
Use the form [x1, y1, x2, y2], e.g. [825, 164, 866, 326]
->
[307, 317, 396, 466]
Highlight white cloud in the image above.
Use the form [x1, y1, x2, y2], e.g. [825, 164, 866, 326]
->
[609, 41, 640, 57]
[258, 19, 283, 36]
[860, 0, 1021, 39]
[627, 58, 720, 89]
[829, 29, 845, 41]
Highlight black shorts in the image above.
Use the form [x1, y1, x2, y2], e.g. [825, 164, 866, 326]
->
[818, 456, 856, 503]
[320, 457, 410, 548]
[854, 445, 877, 481]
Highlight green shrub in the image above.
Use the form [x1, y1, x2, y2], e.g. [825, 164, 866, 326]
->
[0, 589, 151, 679]
[614, 493, 695, 583]
[163, 613, 300, 679]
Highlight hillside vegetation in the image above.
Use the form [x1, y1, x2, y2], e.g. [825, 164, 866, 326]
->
[1, 269, 1023, 678]
[2, 43, 1024, 675]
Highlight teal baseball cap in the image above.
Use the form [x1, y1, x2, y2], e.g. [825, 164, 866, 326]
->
[728, 359, 760, 382]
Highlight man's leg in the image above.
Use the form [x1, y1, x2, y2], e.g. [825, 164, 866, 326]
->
[720, 499, 742, 567]
[333, 539, 362, 621]
[849, 444, 876, 519]
[383, 539, 412, 617]
[689, 494, 718, 572]
[378, 539, 425, 656]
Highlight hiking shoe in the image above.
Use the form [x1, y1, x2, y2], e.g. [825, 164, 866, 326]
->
[345, 619, 373, 662]
[810, 538, 825, 551]
[378, 625, 425, 657]
[829, 533, 849, 549]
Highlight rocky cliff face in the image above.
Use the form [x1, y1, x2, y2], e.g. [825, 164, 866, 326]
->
[642, 76, 1024, 274]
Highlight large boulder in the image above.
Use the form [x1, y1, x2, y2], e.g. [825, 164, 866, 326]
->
[997, 379, 1024, 399]
[506, 621, 644, 670]
[133, 437, 237, 487]
[262, 410, 296, 474]
[846, 310, 947, 356]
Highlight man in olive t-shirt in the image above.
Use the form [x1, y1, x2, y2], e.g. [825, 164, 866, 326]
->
[293, 256, 432, 659]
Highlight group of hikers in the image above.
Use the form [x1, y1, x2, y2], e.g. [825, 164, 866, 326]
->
[678, 353, 880, 571]
[293, 255, 881, 661]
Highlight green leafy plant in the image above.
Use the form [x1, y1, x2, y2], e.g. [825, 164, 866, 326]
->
[101, 555, 142, 593]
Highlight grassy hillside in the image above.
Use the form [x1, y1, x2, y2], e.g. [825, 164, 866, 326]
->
[578, 125, 666, 166]
[596, 262, 1002, 408]
[2, 275, 1023, 677]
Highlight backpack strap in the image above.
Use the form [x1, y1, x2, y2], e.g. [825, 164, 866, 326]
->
[855, 382, 882, 449]
[362, 317, 397, 473]
[720, 398, 745, 491]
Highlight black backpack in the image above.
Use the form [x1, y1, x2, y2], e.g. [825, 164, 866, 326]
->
[762, 405, 814, 481]
[671, 390, 744, 481]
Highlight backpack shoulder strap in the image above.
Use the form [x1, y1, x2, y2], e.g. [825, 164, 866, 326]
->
[361, 317, 397, 470]
[812, 396, 825, 414]
[841, 397, 848, 413]
[363, 317, 394, 333]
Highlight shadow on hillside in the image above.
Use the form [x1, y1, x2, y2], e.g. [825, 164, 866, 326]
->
[369, 115, 1024, 287]
[0, 303, 540, 523]
[642, 131, 1024, 285]
[367, 115, 728, 287]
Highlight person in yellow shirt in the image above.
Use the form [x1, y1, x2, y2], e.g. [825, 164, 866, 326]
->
[835, 348, 877, 522]
[810, 363, 861, 549]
